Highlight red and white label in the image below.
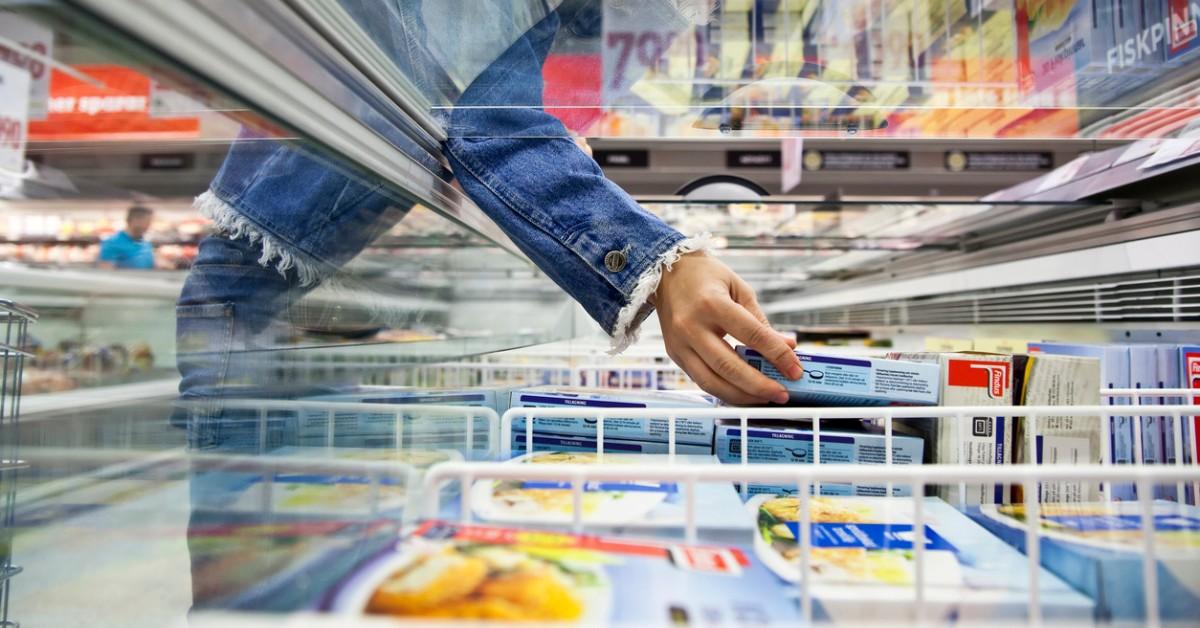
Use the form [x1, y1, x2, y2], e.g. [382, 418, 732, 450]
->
[1170, 0, 1198, 53]
[1187, 352, 1199, 465]
[669, 546, 744, 575]
[947, 359, 1011, 400]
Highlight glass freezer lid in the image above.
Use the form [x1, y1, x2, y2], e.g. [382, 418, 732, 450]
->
[636, 198, 1089, 250]
[326, 0, 1200, 140]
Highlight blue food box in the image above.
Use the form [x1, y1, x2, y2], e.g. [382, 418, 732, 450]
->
[303, 387, 502, 457]
[715, 421, 923, 497]
[319, 520, 801, 624]
[968, 501, 1200, 622]
[737, 347, 940, 406]
[508, 386, 716, 446]
[508, 431, 713, 457]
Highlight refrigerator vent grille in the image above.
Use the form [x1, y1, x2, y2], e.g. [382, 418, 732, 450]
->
[778, 269, 1200, 327]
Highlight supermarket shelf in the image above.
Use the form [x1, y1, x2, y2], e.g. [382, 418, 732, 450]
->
[21, 378, 181, 418]
[53, 0, 528, 261]
[0, 264, 451, 314]
[0, 264, 184, 299]
[985, 142, 1200, 204]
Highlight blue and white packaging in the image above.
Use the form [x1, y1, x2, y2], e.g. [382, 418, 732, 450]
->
[1156, 345, 1187, 501]
[508, 431, 713, 457]
[754, 496, 1095, 623]
[507, 386, 716, 446]
[1130, 345, 1165, 468]
[1029, 343, 1134, 500]
[320, 520, 801, 623]
[303, 387, 503, 457]
[714, 421, 923, 497]
[468, 452, 751, 535]
[969, 500, 1200, 622]
[737, 347, 940, 406]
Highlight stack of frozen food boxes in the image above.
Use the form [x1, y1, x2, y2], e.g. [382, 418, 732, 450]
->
[505, 387, 717, 456]
[722, 348, 937, 497]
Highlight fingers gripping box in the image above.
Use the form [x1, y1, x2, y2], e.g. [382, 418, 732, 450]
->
[737, 348, 940, 406]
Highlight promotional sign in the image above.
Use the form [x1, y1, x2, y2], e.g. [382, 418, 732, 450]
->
[0, 13, 53, 120]
[1168, 0, 1200, 61]
[28, 65, 200, 141]
[0, 63, 31, 173]
[601, 0, 691, 105]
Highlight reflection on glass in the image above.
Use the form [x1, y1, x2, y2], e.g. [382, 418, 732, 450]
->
[339, 0, 1200, 139]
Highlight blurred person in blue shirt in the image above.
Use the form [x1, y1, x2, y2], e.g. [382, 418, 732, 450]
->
[98, 205, 155, 270]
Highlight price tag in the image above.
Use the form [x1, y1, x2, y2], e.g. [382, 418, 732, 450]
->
[0, 13, 53, 120]
[602, 0, 691, 104]
[781, 138, 804, 192]
[0, 62, 31, 174]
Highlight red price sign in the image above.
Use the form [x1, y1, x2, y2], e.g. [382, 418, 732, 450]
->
[601, 2, 692, 104]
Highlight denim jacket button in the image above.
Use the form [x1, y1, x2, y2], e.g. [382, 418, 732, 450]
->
[604, 250, 627, 273]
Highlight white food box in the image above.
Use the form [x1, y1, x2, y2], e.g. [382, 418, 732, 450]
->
[887, 352, 1014, 505]
[1029, 343, 1134, 500]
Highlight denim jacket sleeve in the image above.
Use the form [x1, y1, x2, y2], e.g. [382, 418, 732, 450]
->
[443, 11, 708, 351]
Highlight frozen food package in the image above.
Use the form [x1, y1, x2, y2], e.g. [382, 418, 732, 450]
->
[1012, 352, 1103, 503]
[887, 352, 1014, 505]
[321, 520, 800, 624]
[221, 447, 457, 517]
[468, 452, 749, 532]
[1129, 345, 1166, 468]
[751, 495, 1094, 623]
[508, 431, 714, 456]
[969, 501, 1200, 622]
[738, 347, 940, 406]
[507, 386, 716, 446]
[1029, 343, 1134, 500]
[714, 420, 923, 497]
[302, 387, 502, 457]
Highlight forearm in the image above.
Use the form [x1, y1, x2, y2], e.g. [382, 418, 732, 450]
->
[446, 133, 706, 349]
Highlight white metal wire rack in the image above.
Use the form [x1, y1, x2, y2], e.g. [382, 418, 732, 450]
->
[400, 360, 696, 390]
[499, 401, 1200, 504]
[422, 461, 1200, 626]
[176, 399, 500, 457]
[16, 446, 423, 520]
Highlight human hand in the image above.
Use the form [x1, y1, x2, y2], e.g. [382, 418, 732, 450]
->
[655, 252, 802, 405]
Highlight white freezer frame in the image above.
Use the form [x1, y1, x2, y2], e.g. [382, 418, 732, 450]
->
[502, 398, 1200, 503]
[176, 399, 500, 458]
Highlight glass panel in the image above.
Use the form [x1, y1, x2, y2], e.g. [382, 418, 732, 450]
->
[0, 4, 576, 401]
[640, 198, 1084, 248]
[335, 0, 1200, 139]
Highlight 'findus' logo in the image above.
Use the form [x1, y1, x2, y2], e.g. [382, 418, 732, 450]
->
[947, 360, 1011, 400]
